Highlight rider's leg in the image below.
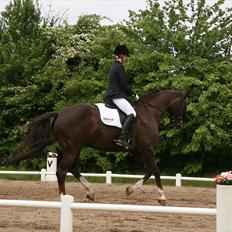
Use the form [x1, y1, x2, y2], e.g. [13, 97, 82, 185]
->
[112, 98, 136, 117]
[112, 98, 136, 149]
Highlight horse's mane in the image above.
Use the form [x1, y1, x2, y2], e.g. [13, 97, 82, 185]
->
[140, 87, 180, 100]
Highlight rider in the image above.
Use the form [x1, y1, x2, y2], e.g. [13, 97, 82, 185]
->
[104, 44, 136, 149]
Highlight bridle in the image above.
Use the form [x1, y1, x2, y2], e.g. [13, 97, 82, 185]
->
[167, 97, 184, 121]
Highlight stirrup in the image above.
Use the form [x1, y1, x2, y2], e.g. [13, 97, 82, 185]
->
[114, 139, 133, 150]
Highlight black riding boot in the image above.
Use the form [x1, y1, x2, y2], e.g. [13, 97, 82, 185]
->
[115, 114, 135, 149]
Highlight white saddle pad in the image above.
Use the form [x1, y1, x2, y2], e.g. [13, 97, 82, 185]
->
[95, 103, 122, 128]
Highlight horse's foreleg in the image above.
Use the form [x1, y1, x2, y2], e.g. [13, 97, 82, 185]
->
[150, 157, 166, 206]
[154, 167, 166, 206]
[130, 148, 166, 205]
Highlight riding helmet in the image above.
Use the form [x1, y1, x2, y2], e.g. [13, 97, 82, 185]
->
[114, 44, 130, 57]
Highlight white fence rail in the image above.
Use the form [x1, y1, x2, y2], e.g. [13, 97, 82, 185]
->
[0, 157, 230, 231]
[0, 157, 215, 186]
[0, 195, 217, 232]
[1, 185, 231, 232]
[0, 169, 215, 187]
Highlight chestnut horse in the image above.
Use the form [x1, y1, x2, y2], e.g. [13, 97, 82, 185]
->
[10, 89, 186, 205]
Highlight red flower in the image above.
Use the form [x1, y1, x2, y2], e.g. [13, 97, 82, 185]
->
[215, 175, 225, 184]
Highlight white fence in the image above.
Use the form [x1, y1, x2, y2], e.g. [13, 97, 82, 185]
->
[0, 185, 231, 232]
[0, 195, 216, 232]
[0, 169, 215, 187]
[0, 156, 231, 231]
[1, 155, 231, 232]
[0, 157, 215, 186]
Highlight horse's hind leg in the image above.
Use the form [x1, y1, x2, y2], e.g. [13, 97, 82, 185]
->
[126, 171, 151, 196]
[71, 170, 95, 201]
[56, 148, 78, 196]
[126, 151, 152, 195]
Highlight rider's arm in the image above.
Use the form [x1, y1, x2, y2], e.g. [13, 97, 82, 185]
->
[118, 65, 134, 96]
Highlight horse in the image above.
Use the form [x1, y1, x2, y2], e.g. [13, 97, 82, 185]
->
[9, 88, 186, 206]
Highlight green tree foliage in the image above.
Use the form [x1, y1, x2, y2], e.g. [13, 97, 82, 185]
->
[0, 0, 231, 175]
[0, 0, 58, 162]
[124, 0, 231, 174]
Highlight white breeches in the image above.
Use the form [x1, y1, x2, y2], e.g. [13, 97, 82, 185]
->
[112, 98, 136, 117]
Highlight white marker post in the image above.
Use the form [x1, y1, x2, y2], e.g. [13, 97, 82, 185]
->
[106, 171, 112, 184]
[60, 195, 73, 232]
[217, 185, 232, 232]
[175, 173, 182, 187]
[46, 152, 58, 181]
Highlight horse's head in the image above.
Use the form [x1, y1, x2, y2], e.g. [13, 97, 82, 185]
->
[167, 91, 186, 128]
[138, 89, 187, 128]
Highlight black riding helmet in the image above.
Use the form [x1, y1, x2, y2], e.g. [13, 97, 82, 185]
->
[114, 44, 130, 57]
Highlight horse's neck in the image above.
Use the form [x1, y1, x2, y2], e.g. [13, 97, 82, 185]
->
[149, 91, 179, 111]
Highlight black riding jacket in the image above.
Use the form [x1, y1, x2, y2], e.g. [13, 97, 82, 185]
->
[104, 61, 133, 104]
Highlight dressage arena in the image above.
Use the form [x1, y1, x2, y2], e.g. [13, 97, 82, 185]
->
[0, 179, 216, 232]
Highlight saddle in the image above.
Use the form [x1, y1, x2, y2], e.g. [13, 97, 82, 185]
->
[95, 103, 127, 128]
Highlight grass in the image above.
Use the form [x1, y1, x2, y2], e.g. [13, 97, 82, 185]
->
[0, 173, 216, 188]
[0, 174, 41, 181]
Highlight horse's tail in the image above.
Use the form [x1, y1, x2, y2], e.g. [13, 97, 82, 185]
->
[8, 112, 58, 164]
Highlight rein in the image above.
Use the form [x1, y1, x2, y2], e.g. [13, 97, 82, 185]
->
[140, 97, 182, 115]
[140, 99, 164, 114]
[167, 97, 182, 108]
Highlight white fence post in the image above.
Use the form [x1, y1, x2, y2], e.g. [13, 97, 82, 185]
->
[60, 195, 73, 232]
[46, 152, 58, 181]
[216, 185, 232, 232]
[106, 171, 112, 184]
[40, 169, 46, 182]
[176, 173, 182, 187]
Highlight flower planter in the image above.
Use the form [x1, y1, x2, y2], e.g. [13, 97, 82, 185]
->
[217, 185, 232, 232]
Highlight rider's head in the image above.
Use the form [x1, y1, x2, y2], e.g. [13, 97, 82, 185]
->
[114, 44, 130, 62]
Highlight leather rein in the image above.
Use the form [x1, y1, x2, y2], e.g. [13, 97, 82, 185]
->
[140, 97, 182, 114]
[140, 99, 164, 114]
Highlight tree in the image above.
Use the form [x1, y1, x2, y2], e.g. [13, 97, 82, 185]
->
[0, 0, 58, 164]
[123, 0, 232, 174]
[0, 0, 231, 175]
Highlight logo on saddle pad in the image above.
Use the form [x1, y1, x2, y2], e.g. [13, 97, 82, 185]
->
[95, 103, 126, 128]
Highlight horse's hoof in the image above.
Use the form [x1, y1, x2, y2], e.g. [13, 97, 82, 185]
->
[87, 192, 95, 201]
[158, 198, 167, 206]
[126, 186, 134, 196]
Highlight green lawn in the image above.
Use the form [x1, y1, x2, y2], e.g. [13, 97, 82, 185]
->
[0, 173, 216, 188]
